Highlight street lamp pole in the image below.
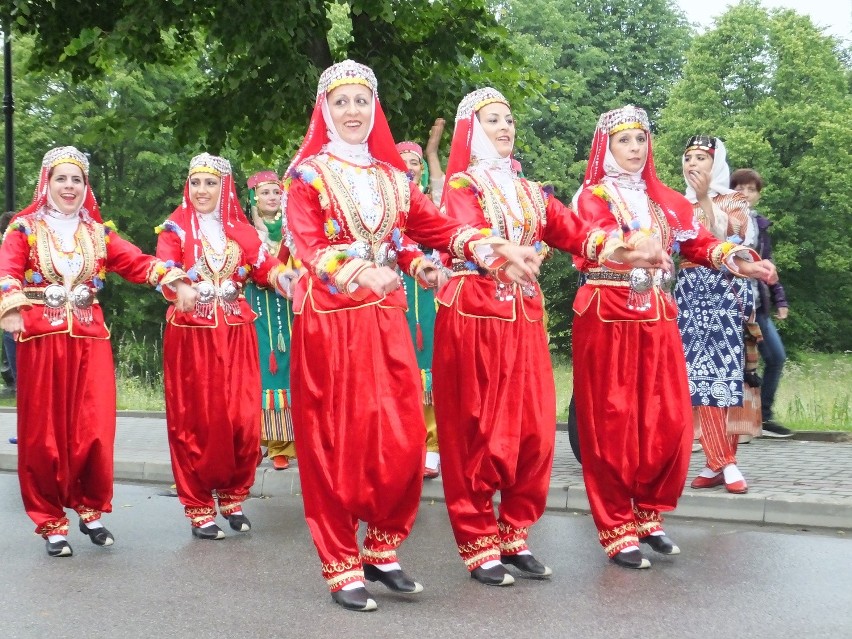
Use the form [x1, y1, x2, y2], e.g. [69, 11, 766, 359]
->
[2, 20, 15, 213]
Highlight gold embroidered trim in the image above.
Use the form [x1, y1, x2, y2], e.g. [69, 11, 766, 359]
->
[463, 548, 501, 568]
[449, 227, 478, 260]
[604, 535, 640, 556]
[35, 218, 102, 288]
[326, 569, 364, 590]
[306, 157, 406, 246]
[322, 555, 362, 576]
[185, 506, 216, 526]
[365, 526, 403, 548]
[458, 534, 500, 554]
[362, 548, 398, 562]
[195, 238, 241, 281]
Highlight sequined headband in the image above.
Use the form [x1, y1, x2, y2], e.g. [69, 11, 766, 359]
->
[684, 135, 717, 154]
[597, 105, 650, 136]
[455, 87, 510, 122]
[317, 60, 378, 99]
[42, 146, 89, 175]
[188, 153, 232, 178]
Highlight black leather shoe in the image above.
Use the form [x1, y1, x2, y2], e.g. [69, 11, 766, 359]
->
[78, 519, 114, 546]
[363, 563, 423, 593]
[470, 564, 515, 586]
[45, 539, 73, 557]
[609, 548, 651, 569]
[640, 533, 680, 555]
[191, 524, 225, 540]
[227, 513, 251, 532]
[501, 553, 553, 579]
[331, 586, 378, 612]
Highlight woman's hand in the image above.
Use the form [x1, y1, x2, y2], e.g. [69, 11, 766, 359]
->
[174, 280, 198, 312]
[734, 257, 778, 284]
[0, 310, 23, 334]
[276, 270, 299, 299]
[685, 167, 711, 200]
[418, 263, 448, 289]
[425, 118, 445, 159]
[492, 244, 542, 284]
[611, 238, 673, 272]
[354, 266, 401, 297]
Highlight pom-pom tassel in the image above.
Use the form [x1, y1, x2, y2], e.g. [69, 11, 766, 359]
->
[268, 351, 279, 375]
[277, 332, 287, 353]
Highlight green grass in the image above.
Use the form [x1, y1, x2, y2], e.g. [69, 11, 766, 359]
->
[553, 352, 852, 431]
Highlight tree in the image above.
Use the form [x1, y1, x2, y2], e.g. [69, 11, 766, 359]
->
[0, 35, 210, 374]
[10, 0, 528, 160]
[501, 0, 692, 353]
[655, 0, 852, 352]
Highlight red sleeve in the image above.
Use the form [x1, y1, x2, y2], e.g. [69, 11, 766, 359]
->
[542, 191, 611, 258]
[406, 184, 481, 262]
[155, 226, 183, 264]
[0, 226, 30, 284]
[0, 226, 32, 316]
[286, 178, 373, 296]
[106, 231, 164, 284]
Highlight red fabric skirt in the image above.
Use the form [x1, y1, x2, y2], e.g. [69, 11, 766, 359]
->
[16, 334, 116, 536]
[163, 316, 261, 515]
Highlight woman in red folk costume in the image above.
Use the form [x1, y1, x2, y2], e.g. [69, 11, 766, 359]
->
[572, 106, 776, 569]
[284, 61, 540, 612]
[0, 146, 193, 557]
[156, 153, 294, 541]
[434, 88, 611, 586]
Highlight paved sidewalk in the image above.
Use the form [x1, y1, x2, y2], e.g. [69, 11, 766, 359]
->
[1, 410, 850, 529]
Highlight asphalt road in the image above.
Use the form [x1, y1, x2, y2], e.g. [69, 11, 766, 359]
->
[0, 473, 849, 639]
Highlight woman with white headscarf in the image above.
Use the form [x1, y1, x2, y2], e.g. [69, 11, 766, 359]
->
[435, 88, 624, 586]
[156, 154, 295, 541]
[677, 136, 756, 495]
[283, 62, 541, 612]
[572, 111, 775, 570]
[0, 146, 193, 557]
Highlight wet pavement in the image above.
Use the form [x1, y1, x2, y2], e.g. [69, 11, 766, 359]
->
[0, 473, 849, 639]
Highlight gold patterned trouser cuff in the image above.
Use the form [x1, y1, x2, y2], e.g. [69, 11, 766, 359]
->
[217, 491, 248, 516]
[498, 521, 529, 556]
[75, 507, 102, 524]
[634, 506, 664, 537]
[185, 506, 216, 527]
[323, 555, 364, 592]
[362, 526, 403, 565]
[599, 522, 640, 558]
[37, 518, 70, 539]
[458, 534, 501, 570]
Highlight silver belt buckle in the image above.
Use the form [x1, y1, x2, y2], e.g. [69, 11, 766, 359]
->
[43, 283, 68, 308]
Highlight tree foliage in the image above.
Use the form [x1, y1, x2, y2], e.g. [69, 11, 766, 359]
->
[502, 0, 691, 353]
[0, 35, 207, 372]
[655, 0, 852, 352]
[10, 0, 530, 161]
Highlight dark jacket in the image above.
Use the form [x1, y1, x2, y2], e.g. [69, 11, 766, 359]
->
[755, 213, 788, 315]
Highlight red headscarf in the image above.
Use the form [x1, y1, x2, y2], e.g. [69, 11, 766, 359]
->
[581, 106, 696, 236]
[284, 59, 406, 178]
[15, 146, 102, 223]
[443, 87, 512, 204]
[163, 153, 259, 270]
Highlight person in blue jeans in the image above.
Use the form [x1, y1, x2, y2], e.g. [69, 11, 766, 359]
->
[730, 169, 793, 438]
